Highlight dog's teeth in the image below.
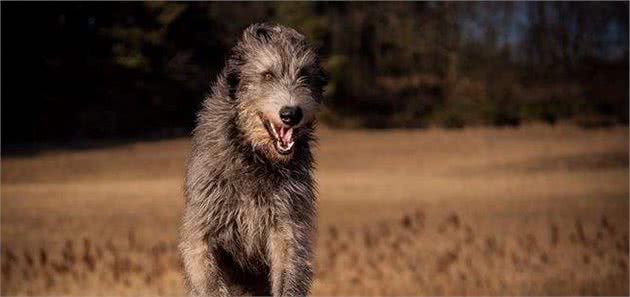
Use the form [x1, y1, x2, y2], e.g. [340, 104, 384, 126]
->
[269, 122, 295, 153]
[270, 123, 280, 139]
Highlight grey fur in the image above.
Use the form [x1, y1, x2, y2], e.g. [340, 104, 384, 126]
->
[178, 23, 325, 297]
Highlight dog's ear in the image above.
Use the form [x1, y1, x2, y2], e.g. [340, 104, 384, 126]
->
[317, 66, 329, 98]
[313, 67, 328, 102]
[225, 68, 240, 101]
[224, 50, 244, 101]
[309, 53, 328, 102]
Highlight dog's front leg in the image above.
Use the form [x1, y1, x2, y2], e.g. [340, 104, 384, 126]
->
[269, 222, 314, 297]
[179, 205, 230, 297]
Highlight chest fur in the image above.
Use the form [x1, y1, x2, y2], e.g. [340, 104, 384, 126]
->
[211, 191, 288, 267]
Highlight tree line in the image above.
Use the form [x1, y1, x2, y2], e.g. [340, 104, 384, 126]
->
[2, 2, 627, 148]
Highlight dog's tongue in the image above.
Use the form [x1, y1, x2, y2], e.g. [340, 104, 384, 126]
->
[278, 126, 293, 145]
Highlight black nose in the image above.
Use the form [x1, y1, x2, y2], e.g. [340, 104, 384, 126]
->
[279, 106, 303, 126]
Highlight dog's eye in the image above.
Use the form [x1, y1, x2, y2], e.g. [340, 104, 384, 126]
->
[262, 72, 274, 81]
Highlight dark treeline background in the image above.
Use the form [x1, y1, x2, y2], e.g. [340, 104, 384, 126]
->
[2, 2, 628, 149]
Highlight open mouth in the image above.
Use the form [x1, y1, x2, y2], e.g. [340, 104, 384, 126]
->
[261, 116, 295, 155]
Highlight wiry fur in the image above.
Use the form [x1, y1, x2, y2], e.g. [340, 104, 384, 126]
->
[178, 23, 325, 297]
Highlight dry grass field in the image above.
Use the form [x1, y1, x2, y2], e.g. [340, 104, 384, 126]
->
[1, 125, 629, 296]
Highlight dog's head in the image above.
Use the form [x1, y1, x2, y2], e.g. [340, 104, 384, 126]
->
[225, 23, 325, 163]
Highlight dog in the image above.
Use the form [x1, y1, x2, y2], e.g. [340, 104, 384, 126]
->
[178, 23, 325, 297]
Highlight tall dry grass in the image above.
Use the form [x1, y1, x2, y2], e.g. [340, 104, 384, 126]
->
[1, 124, 628, 295]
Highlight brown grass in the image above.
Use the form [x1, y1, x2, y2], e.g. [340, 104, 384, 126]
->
[2, 124, 628, 296]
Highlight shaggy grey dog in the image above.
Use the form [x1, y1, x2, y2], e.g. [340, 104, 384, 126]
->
[178, 23, 325, 297]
